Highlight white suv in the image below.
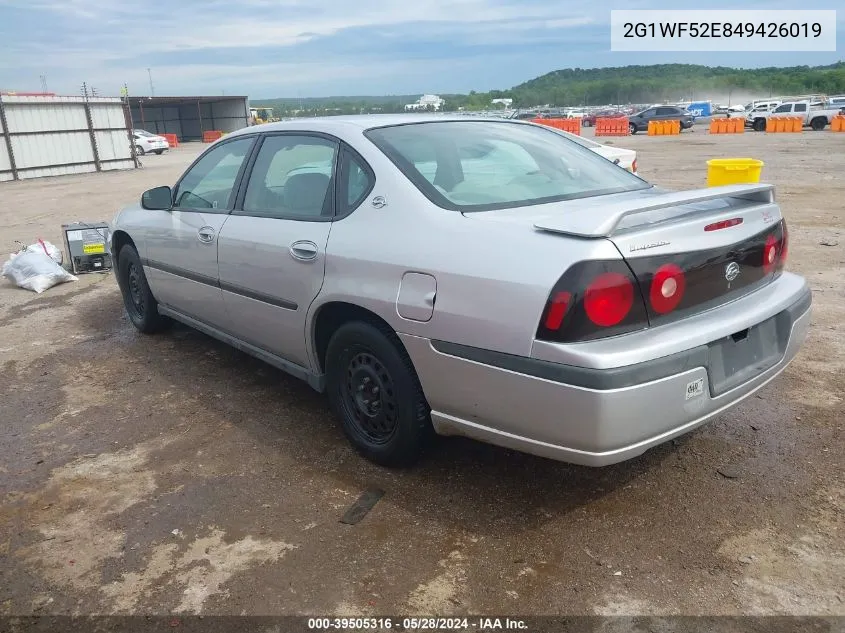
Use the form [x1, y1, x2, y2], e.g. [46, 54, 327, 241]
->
[132, 130, 169, 156]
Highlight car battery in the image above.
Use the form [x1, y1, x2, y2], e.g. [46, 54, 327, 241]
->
[61, 222, 113, 274]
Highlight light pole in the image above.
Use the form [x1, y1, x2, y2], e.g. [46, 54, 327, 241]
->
[147, 68, 155, 97]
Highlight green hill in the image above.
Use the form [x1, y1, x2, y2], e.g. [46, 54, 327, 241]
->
[256, 62, 845, 116]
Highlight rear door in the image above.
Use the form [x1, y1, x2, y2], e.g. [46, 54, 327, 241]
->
[655, 106, 680, 121]
[143, 135, 255, 329]
[215, 133, 340, 367]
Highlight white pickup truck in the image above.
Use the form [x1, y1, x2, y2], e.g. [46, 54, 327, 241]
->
[746, 100, 845, 131]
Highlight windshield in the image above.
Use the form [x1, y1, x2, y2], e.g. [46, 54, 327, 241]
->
[365, 121, 648, 212]
[134, 130, 155, 137]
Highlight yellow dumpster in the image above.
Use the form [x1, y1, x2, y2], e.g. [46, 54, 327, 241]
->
[706, 158, 764, 187]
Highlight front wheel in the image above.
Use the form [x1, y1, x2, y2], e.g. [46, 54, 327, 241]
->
[325, 321, 432, 467]
[135, 145, 145, 156]
[753, 119, 766, 132]
[117, 245, 168, 333]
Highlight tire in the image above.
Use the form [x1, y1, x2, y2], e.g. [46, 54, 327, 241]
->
[629, 123, 638, 135]
[325, 321, 432, 467]
[117, 244, 168, 334]
[753, 119, 766, 132]
[154, 149, 165, 155]
[135, 145, 145, 156]
[810, 117, 826, 131]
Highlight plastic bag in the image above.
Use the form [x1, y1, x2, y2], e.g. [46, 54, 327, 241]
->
[2, 245, 77, 293]
[12, 239, 63, 265]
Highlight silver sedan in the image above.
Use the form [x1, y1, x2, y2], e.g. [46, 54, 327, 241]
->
[111, 115, 811, 467]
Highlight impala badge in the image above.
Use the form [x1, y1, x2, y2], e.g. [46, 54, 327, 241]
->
[629, 240, 670, 252]
[725, 262, 740, 282]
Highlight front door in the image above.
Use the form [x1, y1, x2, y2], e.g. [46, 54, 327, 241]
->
[143, 135, 255, 329]
[216, 133, 338, 368]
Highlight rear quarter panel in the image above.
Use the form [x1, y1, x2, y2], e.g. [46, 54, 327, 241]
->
[309, 131, 621, 366]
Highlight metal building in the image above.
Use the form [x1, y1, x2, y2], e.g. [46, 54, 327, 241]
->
[0, 94, 136, 182]
[128, 96, 250, 141]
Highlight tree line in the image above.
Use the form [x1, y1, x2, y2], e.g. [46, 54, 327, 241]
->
[253, 62, 845, 117]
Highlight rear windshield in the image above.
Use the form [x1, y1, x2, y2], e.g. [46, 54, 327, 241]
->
[365, 121, 649, 212]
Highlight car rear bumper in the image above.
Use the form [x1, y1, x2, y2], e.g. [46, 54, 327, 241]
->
[400, 276, 811, 466]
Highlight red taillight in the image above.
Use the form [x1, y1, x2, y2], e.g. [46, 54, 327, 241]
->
[584, 272, 634, 327]
[704, 218, 743, 232]
[763, 235, 778, 273]
[544, 291, 571, 331]
[632, 158, 638, 173]
[649, 264, 686, 314]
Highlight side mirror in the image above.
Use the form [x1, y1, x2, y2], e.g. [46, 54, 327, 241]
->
[141, 185, 173, 210]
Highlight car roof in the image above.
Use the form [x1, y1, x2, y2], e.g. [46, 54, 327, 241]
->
[225, 114, 525, 139]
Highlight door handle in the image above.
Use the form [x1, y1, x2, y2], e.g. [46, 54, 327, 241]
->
[290, 240, 319, 261]
[197, 226, 216, 243]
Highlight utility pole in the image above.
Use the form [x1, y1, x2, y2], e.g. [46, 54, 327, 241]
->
[81, 82, 89, 101]
[147, 68, 155, 97]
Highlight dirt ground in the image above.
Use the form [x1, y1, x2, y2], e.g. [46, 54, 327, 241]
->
[0, 127, 843, 619]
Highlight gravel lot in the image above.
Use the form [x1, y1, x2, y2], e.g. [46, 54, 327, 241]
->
[0, 128, 843, 618]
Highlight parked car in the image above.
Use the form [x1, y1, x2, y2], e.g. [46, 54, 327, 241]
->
[746, 100, 844, 131]
[628, 106, 695, 134]
[556, 130, 638, 174]
[133, 130, 169, 155]
[582, 110, 624, 127]
[111, 115, 810, 468]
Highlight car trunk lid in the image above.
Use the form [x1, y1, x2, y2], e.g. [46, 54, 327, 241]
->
[467, 184, 788, 330]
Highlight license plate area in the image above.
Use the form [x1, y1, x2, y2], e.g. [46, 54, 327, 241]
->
[707, 314, 786, 396]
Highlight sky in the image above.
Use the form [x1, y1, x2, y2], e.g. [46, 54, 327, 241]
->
[0, 0, 842, 99]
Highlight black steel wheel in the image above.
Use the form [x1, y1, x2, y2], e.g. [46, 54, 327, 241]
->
[326, 321, 432, 467]
[342, 351, 399, 445]
[117, 244, 168, 333]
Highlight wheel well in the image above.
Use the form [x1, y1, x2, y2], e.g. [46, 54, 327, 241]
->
[111, 230, 136, 261]
[313, 301, 395, 373]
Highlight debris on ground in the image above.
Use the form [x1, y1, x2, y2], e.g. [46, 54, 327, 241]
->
[340, 488, 385, 525]
[2, 240, 77, 293]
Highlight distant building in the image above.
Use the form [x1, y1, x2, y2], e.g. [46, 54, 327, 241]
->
[491, 98, 513, 107]
[405, 94, 445, 111]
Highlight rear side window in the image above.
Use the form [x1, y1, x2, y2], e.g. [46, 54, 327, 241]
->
[655, 107, 677, 116]
[794, 103, 807, 112]
[366, 121, 648, 212]
[341, 149, 374, 211]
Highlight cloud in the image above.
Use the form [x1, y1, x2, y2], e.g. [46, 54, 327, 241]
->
[0, 0, 842, 97]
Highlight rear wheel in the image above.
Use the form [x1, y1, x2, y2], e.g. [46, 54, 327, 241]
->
[325, 321, 432, 467]
[135, 145, 145, 156]
[810, 117, 826, 131]
[629, 123, 637, 135]
[117, 244, 168, 333]
[154, 149, 165, 155]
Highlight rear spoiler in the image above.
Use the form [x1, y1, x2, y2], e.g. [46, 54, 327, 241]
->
[534, 184, 775, 238]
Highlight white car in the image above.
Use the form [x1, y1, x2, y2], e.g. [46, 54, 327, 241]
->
[557, 131, 638, 174]
[132, 130, 169, 156]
